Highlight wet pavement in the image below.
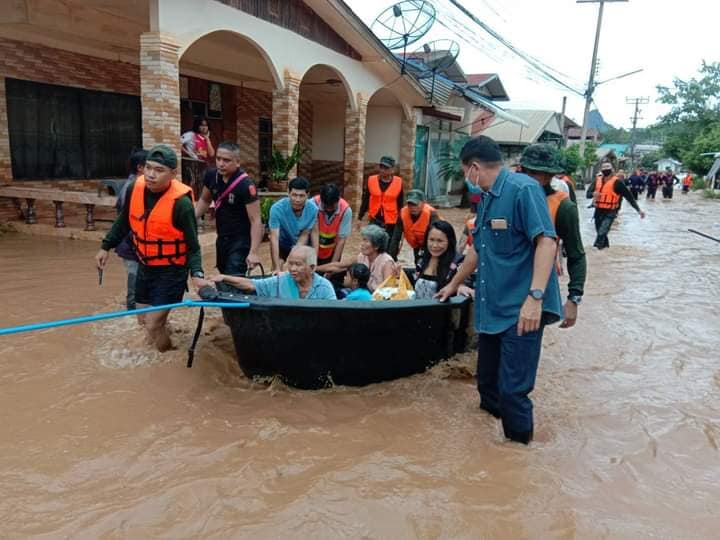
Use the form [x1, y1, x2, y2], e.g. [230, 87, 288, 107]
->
[0, 192, 718, 538]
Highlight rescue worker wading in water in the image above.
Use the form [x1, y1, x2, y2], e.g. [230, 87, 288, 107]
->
[519, 144, 587, 328]
[391, 189, 440, 265]
[96, 145, 211, 352]
[313, 183, 352, 266]
[359, 155, 404, 259]
[593, 162, 646, 249]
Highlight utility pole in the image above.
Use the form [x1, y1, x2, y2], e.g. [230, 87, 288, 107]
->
[560, 96, 567, 146]
[626, 96, 649, 170]
[577, 0, 629, 157]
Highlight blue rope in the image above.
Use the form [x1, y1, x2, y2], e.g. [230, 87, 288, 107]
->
[0, 300, 249, 337]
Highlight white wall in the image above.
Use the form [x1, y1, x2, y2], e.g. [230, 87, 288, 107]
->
[365, 106, 402, 163]
[312, 103, 345, 161]
[160, 0, 397, 104]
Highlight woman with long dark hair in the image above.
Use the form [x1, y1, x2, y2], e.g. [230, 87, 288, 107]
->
[181, 116, 215, 163]
[413, 220, 460, 299]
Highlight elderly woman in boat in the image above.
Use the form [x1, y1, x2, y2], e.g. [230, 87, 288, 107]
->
[316, 224, 395, 292]
[213, 245, 336, 299]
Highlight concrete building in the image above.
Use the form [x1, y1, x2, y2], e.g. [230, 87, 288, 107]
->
[480, 110, 564, 163]
[0, 0, 431, 218]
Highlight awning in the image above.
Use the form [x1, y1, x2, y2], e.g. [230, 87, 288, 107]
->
[420, 107, 462, 122]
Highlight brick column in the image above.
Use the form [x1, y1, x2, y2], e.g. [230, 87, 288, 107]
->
[343, 95, 368, 211]
[399, 115, 417, 192]
[272, 71, 301, 179]
[140, 32, 181, 161]
[0, 78, 12, 184]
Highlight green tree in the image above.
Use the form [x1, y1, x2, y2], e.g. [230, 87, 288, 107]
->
[559, 145, 581, 174]
[685, 124, 720, 173]
[640, 150, 663, 170]
[656, 61, 720, 173]
[602, 127, 631, 144]
[583, 141, 600, 169]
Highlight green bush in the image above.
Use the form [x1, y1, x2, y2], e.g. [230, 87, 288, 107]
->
[702, 188, 720, 200]
[692, 178, 707, 190]
[260, 197, 276, 224]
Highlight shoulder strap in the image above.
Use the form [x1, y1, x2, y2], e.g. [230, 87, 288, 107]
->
[215, 172, 249, 210]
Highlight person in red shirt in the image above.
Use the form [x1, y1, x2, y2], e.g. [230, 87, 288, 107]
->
[181, 116, 215, 164]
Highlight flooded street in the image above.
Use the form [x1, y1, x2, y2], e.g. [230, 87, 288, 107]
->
[1, 192, 719, 539]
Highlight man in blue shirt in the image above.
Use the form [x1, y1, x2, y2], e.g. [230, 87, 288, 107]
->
[212, 246, 336, 300]
[269, 177, 319, 272]
[437, 136, 562, 445]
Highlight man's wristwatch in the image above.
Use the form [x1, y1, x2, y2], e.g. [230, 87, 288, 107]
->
[191, 271, 205, 279]
[528, 289, 544, 300]
[568, 294, 582, 305]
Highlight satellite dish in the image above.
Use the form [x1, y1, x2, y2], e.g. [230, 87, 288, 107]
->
[409, 39, 460, 103]
[414, 39, 460, 72]
[372, 1, 436, 73]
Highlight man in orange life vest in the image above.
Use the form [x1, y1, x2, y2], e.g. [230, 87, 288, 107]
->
[519, 144, 586, 328]
[391, 189, 440, 264]
[313, 183, 353, 265]
[593, 162, 646, 249]
[359, 155, 404, 259]
[95, 145, 211, 352]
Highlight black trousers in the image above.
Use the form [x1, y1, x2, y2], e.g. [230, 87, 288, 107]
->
[593, 209, 617, 249]
[216, 235, 251, 276]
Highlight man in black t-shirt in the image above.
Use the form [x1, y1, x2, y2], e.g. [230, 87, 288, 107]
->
[195, 141, 263, 277]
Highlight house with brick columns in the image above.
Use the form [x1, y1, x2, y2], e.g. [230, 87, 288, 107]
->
[0, 0, 428, 217]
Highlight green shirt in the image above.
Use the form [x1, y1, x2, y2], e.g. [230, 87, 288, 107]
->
[555, 197, 586, 297]
[101, 180, 203, 275]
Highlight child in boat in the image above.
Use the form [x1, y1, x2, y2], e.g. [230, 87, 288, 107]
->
[343, 263, 372, 301]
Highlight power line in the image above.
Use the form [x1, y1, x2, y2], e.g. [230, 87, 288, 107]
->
[432, 4, 584, 96]
[443, 0, 585, 96]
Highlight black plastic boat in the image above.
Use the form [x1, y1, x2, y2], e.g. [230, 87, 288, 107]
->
[198, 287, 472, 389]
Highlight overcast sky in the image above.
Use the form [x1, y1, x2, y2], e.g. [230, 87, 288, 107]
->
[346, 0, 718, 129]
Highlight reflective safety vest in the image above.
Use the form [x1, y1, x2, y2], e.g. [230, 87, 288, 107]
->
[594, 176, 621, 210]
[400, 204, 437, 249]
[313, 194, 350, 261]
[129, 176, 193, 266]
[367, 175, 403, 225]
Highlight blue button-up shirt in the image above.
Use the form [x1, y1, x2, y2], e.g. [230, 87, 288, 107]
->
[254, 272, 336, 300]
[472, 168, 562, 334]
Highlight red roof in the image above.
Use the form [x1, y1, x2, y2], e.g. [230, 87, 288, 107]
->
[467, 74, 495, 86]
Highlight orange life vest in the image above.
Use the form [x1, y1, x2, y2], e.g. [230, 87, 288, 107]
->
[683, 175, 693, 187]
[313, 194, 350, 260]
[547, 190, 570, 276]
[547, 190, 569, 224]
[367, 175, 403, 225]
[400, 204, 437, 249]
[594, 176, 621, 210]
[129, 176, 193, 266]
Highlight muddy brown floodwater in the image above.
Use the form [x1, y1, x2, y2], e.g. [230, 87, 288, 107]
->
[1, 193, 719, 539]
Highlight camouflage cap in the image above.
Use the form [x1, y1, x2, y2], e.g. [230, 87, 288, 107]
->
[520, 144, 564, 174]
[379, 156, 396, 168]
[146, 144, 178, 169]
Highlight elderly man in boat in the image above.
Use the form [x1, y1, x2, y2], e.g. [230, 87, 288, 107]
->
[212, 245, 336, 300]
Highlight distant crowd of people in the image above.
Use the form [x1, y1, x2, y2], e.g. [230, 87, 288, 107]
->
[620, 168, 692, 200]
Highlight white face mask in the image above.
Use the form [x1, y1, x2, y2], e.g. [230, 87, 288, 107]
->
[464, 165, 482, 193]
